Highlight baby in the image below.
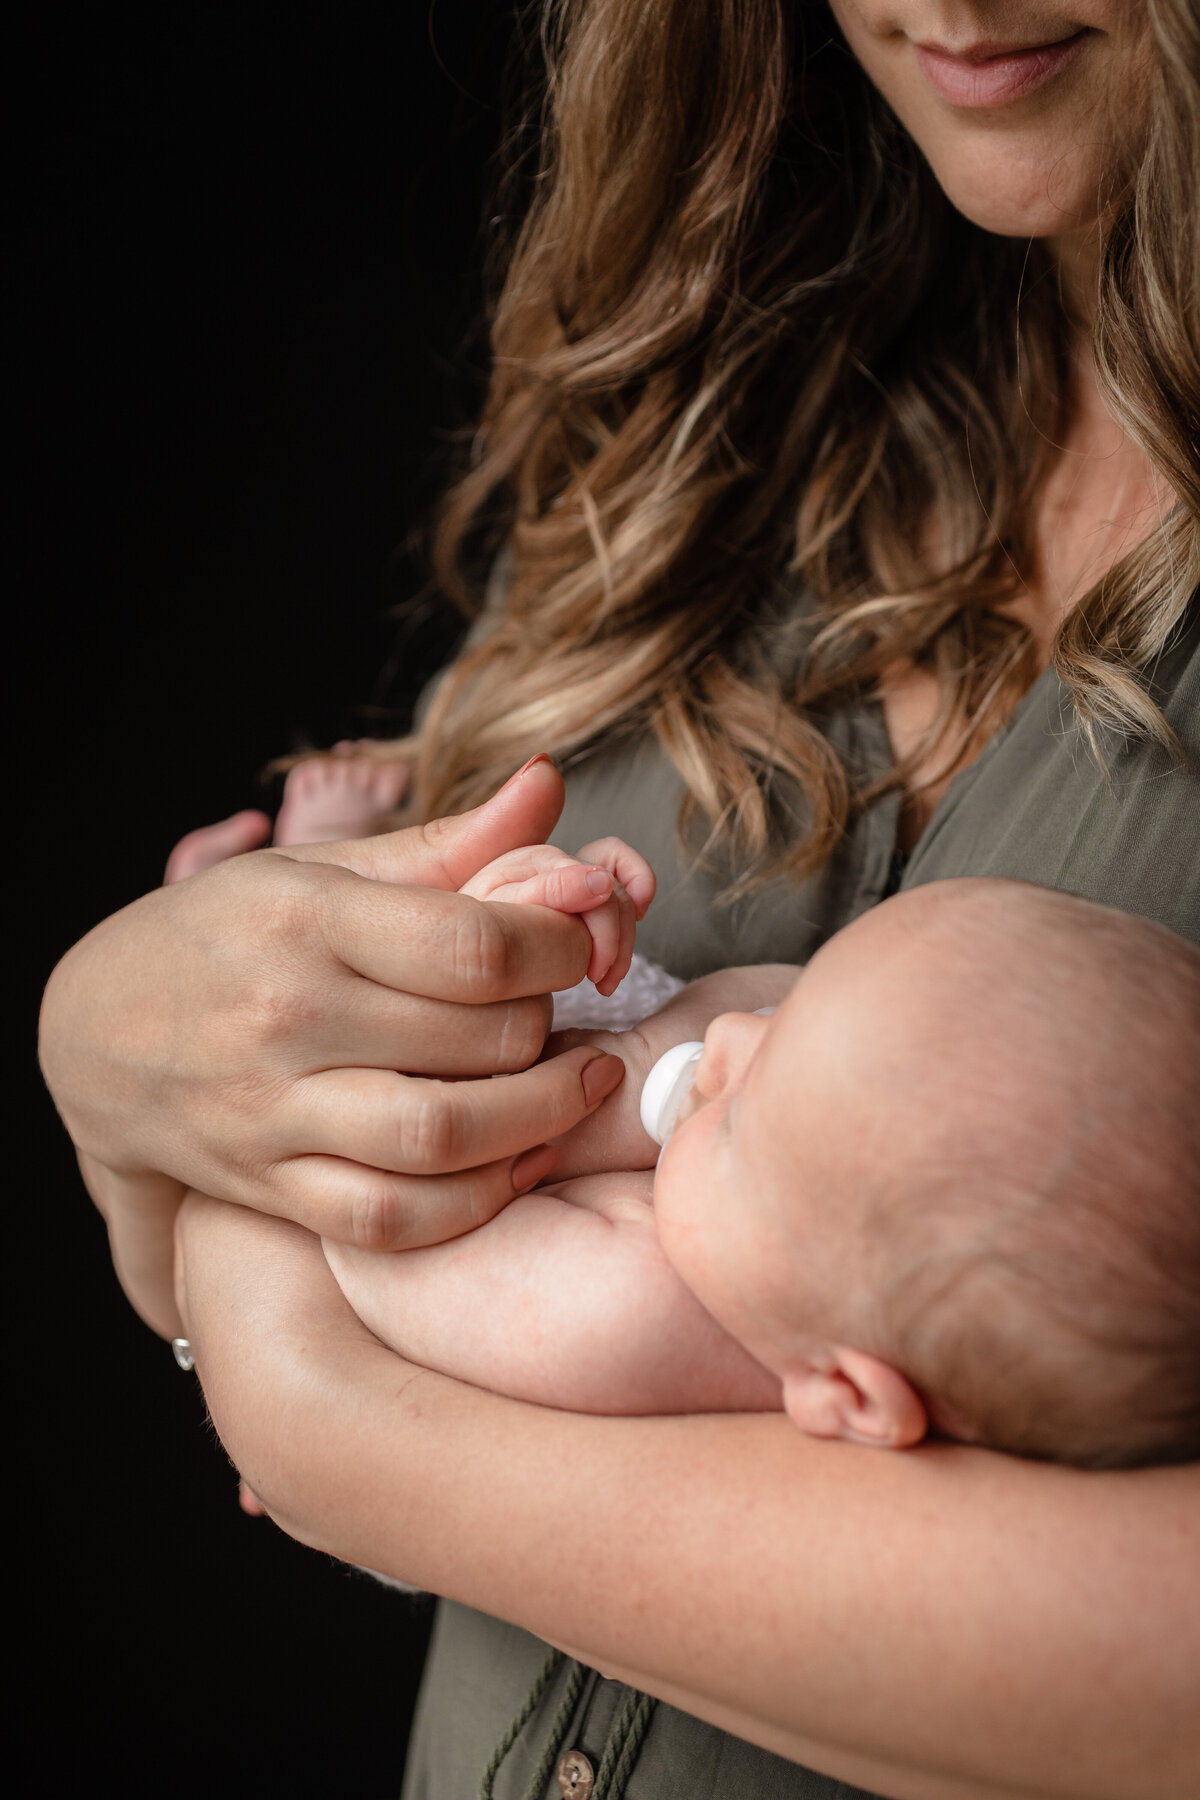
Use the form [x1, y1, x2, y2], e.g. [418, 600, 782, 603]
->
[327, 870, 1200, 1469]
[172, 756, 1200, 1468]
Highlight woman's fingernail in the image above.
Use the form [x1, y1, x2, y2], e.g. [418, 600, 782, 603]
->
[585, 867, 612, 895]
[500, 752, 553, 792]
[511, 1145, 557, 1192]
[581, 1052, 625, 1105]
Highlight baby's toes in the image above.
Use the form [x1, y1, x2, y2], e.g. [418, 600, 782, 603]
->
[368, 760, 409, 810]
[317, 756, 370, 797]
[285, 759, 327, 796]
[339, 756, 394, 804]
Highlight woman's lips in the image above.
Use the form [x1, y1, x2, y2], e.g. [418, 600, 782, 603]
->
[913, 30, 1088, 108]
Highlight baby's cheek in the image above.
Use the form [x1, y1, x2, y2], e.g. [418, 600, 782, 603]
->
[650, 1177, 699, 1283]
[654, 1144, 742, 1317]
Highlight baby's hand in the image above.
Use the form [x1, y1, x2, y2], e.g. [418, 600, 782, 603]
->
[460, 839, 654, 996]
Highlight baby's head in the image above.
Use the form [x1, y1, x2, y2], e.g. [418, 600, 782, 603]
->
[654, 879, 1200, 1467]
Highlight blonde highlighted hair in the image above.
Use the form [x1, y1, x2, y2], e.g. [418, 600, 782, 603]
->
[396, 0, 1198, 885]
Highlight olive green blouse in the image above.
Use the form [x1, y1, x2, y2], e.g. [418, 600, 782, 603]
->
[401, 600, 1199, 1800]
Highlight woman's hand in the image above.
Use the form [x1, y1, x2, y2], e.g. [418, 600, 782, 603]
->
[41, 758, 625, 1331]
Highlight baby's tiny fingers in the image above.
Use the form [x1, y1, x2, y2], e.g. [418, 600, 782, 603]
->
[592, 883, 638, 994]
[582, 892, 623, 988]
[575, 838, 655, 919]
[488, 863, 614, 915]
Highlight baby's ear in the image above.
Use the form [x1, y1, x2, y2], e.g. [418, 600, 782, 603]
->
[782, 1348, 927, 1450]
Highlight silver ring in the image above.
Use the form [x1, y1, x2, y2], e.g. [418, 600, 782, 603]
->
[171, 1337, 195, 1372]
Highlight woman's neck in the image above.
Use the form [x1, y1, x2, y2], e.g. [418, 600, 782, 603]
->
[883, 237, 1174, 847]
[1017, 349, 1173, 658]
[1048, 222, 1103, 335]
[994, 226, 1172, 654]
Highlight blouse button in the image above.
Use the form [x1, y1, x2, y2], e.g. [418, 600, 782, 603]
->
[555, 1747, 595, 1798]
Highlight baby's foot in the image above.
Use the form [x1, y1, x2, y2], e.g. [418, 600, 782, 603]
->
[273, 743, 409, 847]
[164, 810, 272, 885]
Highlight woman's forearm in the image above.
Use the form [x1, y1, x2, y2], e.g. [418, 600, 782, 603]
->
[181, 1201, 1199, 1800]
[277, 1388, 1197, 1800]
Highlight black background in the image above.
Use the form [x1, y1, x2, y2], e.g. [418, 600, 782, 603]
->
[19, 5, 516, 1793]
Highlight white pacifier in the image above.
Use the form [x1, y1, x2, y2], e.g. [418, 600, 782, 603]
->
[639, 1041, 705, 1147]
[638, 1008, 778, 1150]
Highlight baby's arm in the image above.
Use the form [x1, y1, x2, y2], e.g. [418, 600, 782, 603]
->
[324, 1172, 781, 1415]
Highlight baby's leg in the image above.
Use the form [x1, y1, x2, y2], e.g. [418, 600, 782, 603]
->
[163, 743, 407, 884]
[164, 810, 271, 884]
[273, 743, 409, 846]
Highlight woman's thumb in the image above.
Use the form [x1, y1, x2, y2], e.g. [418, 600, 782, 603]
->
[295, 754, 565, 892]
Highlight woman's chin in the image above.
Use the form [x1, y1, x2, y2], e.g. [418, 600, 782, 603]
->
[924, 150, 1107, 241]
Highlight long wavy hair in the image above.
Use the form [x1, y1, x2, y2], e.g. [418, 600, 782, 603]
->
[400, 0, 1199, 886]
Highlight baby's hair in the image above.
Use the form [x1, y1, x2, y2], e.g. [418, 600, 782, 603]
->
[863, 885, 1200, 1469]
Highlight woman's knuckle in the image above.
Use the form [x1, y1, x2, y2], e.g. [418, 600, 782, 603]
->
[219, 1126, 268, 1187]
[238, 974, 322, 1047]
[251, 859, 324, 938]
[350, 1180, 412, 1252]
[219, 883, 326, 1042]
[495, 997, 550, 1072]
[453, 906, 513, 997]
[396, 1088, 460, 1171]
